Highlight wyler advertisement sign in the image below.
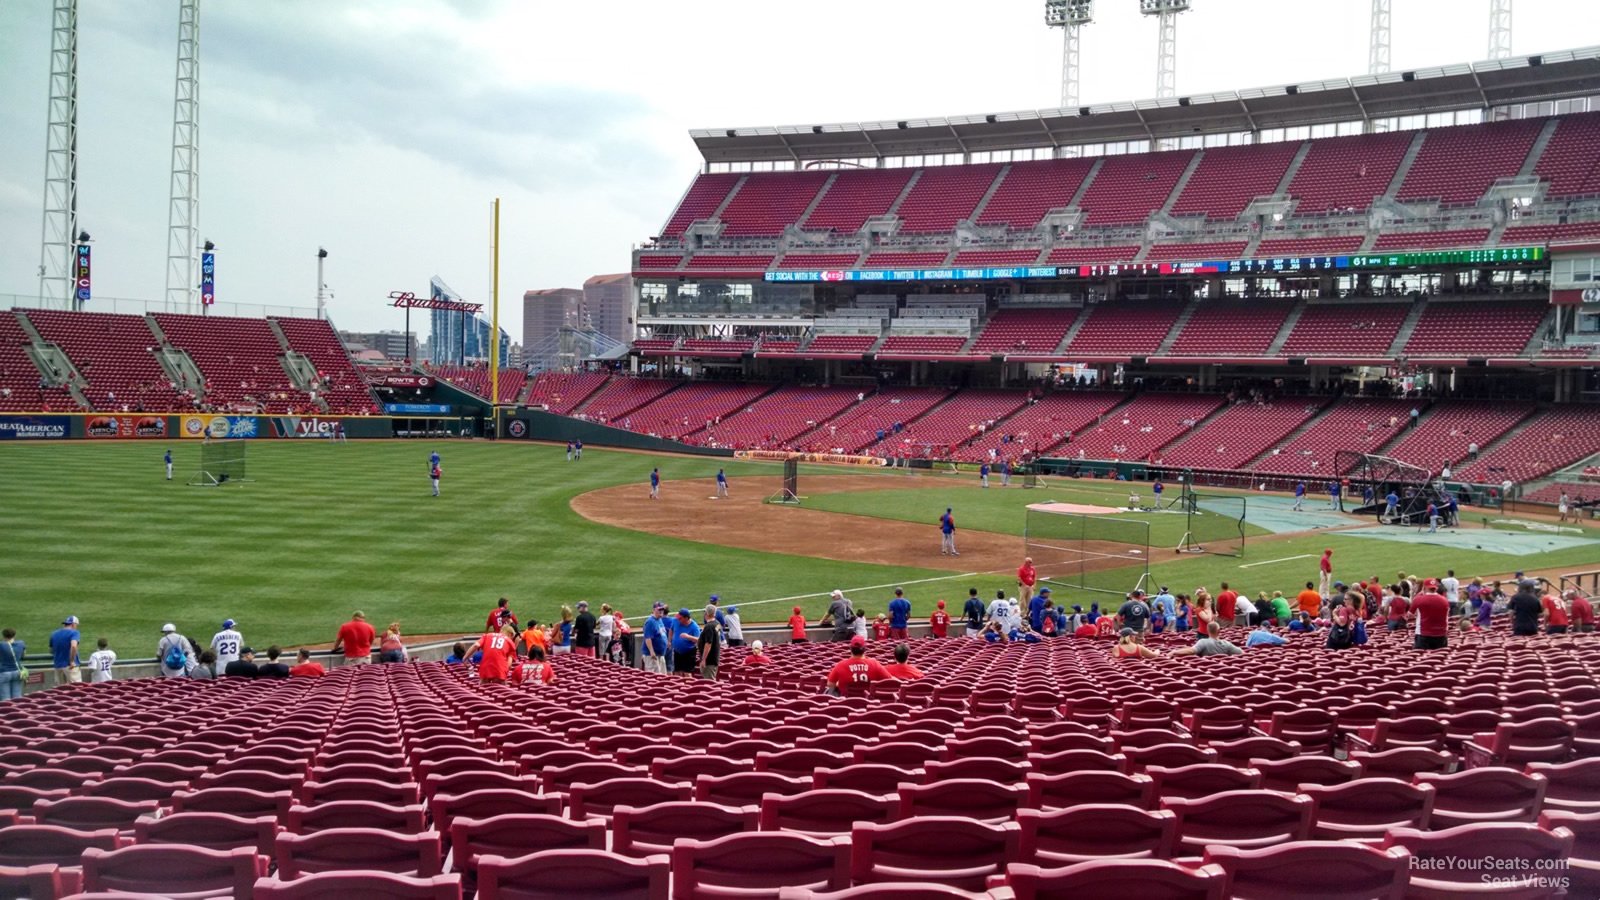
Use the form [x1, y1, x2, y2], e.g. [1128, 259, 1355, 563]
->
[181, 415, 259, 439]
[270, 416, 341, 438]
[0, 415, 70, 440]
[86, 415, 168, 439]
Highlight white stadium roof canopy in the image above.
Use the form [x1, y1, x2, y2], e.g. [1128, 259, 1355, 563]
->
[690, 46, 1600, 165]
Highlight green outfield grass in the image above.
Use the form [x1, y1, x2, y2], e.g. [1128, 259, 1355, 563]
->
[0, 441, 951, 657]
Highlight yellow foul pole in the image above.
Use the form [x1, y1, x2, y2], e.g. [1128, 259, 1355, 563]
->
[489, 198, 501, 412]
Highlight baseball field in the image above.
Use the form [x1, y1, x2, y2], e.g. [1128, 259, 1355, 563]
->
[4, 439, 1598, 655]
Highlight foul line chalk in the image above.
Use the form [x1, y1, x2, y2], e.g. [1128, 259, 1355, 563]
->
[1238, 553, 1315, 569]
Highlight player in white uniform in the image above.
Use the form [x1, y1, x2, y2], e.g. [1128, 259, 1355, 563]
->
[211, 619, 244, 668]
[86, 638, 117, 683]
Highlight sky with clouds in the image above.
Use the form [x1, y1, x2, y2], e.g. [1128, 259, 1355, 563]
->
[0, 0, 1592, 339]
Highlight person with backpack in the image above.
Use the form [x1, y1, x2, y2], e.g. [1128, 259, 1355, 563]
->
[157, 623, 195, 678]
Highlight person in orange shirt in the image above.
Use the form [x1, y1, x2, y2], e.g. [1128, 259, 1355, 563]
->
[1296, 581, 1323, 619]
[883, 643, 924, 680]
[929, 601, 951, 638]
[520, 619, 549, 657]
[788, 606, 808, 643]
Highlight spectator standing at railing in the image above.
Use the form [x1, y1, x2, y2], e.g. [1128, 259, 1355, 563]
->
[0, 629, 26, 700]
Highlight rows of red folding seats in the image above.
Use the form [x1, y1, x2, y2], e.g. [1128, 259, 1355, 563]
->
[631, 339, 680, 354]
[805, 335, 878, 354]
[0, 313, 60, 411]
[152, 313, 311, 413]
[1534, 111, 1600, 198]
[424, 366, 526, 404]
[790, 387, 951, 454]
[1165, 300, 1292, 355]
[1371, 228, 1490, 251]
[272, 317, 383, 414]
[1253, 235, 1366, 258]
[1380, 400, 1531, 471]
[525, 372, 609, 415]
[894, 164, 1003, 233]
[1522, 481, 1598, 505]
[773, 253, 863, 270]
[573, 377, 679, 425]
[861, 251, 948, 269]
[949, 249, 1042, 267]
[1396, 118, 1545, 204]
[717, 172, 831, 237]
[1454, 406, 1600, 484]
[968, 308, 1079, 356]
[682, 254, 775, 276]
[1504, 220, 1600, 244]
[953, 390, 1123, 463]
[1056, 393, 1224, 463]
[757, 339, 801, 354]
[624, 382, 776, 441]
[1402, 299, 1547, 357]
[1077, 150, 1195, 226]
[22, 309, 185, 411]
[694, 386, 861, 450]
[877, 336, 968, 356]
[1155, 399, 1327, 471]
[1143, 240, 1248, 264]
[975, 157, 1097, 229]
[1168, 141, 1303, 220]
[1248, 397, 1414, 476]
[860, 390, 1029, 459]
[1045, 244, 1141, 266]
[1285, 130, 1413, 213]
[659, 173, 741, 238]
[633, 255, 683, 271]
[1279, 301, 1410, 357]
[1061, 300, 1186, 357]
[802, 169, 916, 234]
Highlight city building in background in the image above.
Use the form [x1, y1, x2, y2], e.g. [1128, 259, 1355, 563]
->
[522, 288, 583, 353]
[583, 273, 633, 346]
[427, 276, 509, 365]
[338, 329, 416, 361]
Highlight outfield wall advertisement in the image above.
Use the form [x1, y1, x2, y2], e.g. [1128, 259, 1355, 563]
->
[181, 415, 261, 439]
[85, 415, 168, 439]
[0, 415, 70, 440]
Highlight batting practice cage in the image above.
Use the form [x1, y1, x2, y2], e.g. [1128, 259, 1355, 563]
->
[190, 440, 249, 487]
[1175, 487, 1247, 557]
[1337, 451, 1450, 525]
[1024, 507, 1150, 598]
[767, 457, 800, 504]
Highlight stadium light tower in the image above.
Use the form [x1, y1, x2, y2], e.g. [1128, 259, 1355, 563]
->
[1139, 0, 1189, 101]
[1045, 0, 1094, 111]
[1488, 0, 1513, 60]
[164, 0, 201, 311]
[39, 0, 79, 307]
[1368, 0, 1391, 75]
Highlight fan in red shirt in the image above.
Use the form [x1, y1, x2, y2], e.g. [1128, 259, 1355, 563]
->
[929, 601, 951, 638]
[1215, 584, 1238, 625]
[826, 637, 890, 696]
[883, 643, 924, 680]
[1570, 591, 1595, 632]
[871, 616, 891, 641]
[333, 611, 376, 665]
[1095, 616, 1117, 638]
[1017, 557, 1038, 601]
[1543, 593, 1571, 635]
[1411, 580, 1450, 650]
[474, 626, 518, 683]
[1074, 622, 1097, 638]
[486, 597, 519, 633]
[743, 640, 773, 665]
[510, 646, 556, 685]
[787, 607, 808, 643]
[1386, 594, 1410, 631]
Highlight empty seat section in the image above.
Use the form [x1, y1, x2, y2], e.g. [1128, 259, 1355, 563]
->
[950, 249, 1043, 266]
[1171, 142, 1302, 219]
[1534, 111, 1600, 197]
[1144, 241, 1248, 264]
[877, 336, 968, 356]
[424, 365, 526, 405]
[803, 169, 915, 233]
[774, 253, 862, 271]
[1286, 130, 1412, 213]
[622, 382, 776, 441]
[574, 378, 678, 425]
[864, 390, 1029, 458]
[1166, 300, 1292, 355]
[861, 252, 949, 269]
[680, 339, 755, 357]
[23, 309, 183, 411]
[718, 172, 831, 237]
[1157, 399, 1326, 470]
[1402, 300, 1546, 357]
[1380, 400, 1529, 470]
[1254, 235, 1366, 258]
[977, 158, 1098, 229]
[1454, 406, 1600, 484]
[955, 391, 1122, 463]
[969, 308, 1079, 356]
[895, 164, 1003, 233]
[0, 313, 57, 411]
[1078, 150, 1195, 225]
[1062, 301, 1186, 357]
[682, 254, 775, 276]
[1059, 393, 1224, 462]
[698, 386, 861, 450]
[634, 255, 683, 271]
[1371, 229, 1490, 251]
[1503, 221, 1600, 244]
[1250, 398, 1413, 476]
[792, 387, 950, 453]
[804, 335, 878, 355]
[153, 312, 309, 413]
[1279, 302, 1410, 357]
[660, 173, 740, 238]
[272, 317, 380, 413]
[525, 372, 609, 415]
[1046, 245, 1141, 267]
[1397, 118, 1544, 204]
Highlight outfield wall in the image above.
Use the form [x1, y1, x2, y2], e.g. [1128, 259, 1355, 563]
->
[0, 413, 468, 440]
[501, 409, 733, 457]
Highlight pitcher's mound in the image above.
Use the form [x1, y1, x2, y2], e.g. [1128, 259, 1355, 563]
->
[1027, 501, 1129, 515]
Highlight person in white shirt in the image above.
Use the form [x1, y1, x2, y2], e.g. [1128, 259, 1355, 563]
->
[157, 624, 196, 678]
[724, 606, 744, 646]
[595, 604, 616, 660]
[86, 637, 117, 683]
[211, 618, 244, 668]
[853, 609, 870, 640]
[1440, 570, 1461, 608]
[1235, 595, 1260, 626]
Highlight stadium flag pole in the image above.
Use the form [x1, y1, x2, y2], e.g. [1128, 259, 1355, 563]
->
[489, 197, 501, 412]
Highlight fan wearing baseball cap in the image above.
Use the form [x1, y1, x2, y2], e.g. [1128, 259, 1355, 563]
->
[826, 636, 890, 697]
[641, 603, 671, 674]
[671, 609, 701, 676]
[1410, 578, 1450, 650]
[211, 619, 244, 668]
[787, 606, 809, 643]
[49, 616, 81, 686]
[929, 600, 951, 639]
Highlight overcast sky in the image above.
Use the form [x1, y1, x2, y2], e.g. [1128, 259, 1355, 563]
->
[0, 0, 1593, 339]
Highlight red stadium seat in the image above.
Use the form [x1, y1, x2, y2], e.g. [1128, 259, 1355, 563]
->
[895, 779, 1025, 824]
[1015, 805, 1177, 865]
[448, 814, 606, 885]
[274, 828, 442, 878]
[693, 772, 811, 806]
[1024, 770, 1155, 811]
[252, 871, 463, 900]
[849, 817, 1020, 890]
[671, 831, 850, 899]
[1301, 778, 1435, 840]
[758, 789, 895, 837]
[286, 802, 427, 835]
[1381, 822, 1573, 899]
[813, 764, 926, 794]
[612, 802, 758, 858]
[567, 778, 692, 821]
[133, 811, 278, 855]
[1412, 768, 1547, 827]
[1528, 758, 1600, 813]
[1147, 764, 1261, 801]
[1001, 859, 1228, 900]
[1464, 719, 1576, 768]
[0, 824, 123, 869]
[79, 844, 267, 899]
[476, 849, 669, 900]
[1251, 755, 1363, 793]
[1202, 842, 1410, 899]
[1162, 789, 1314, 855]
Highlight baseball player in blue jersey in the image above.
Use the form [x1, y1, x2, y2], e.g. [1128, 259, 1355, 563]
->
[939, 508, 958, 556]
[979, 463, 990, 489]
[164, 449, 173, 481]
[716, 468, 729, 499]
[650, 468, 660, 500]
[1293, 481, 1306, 512]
